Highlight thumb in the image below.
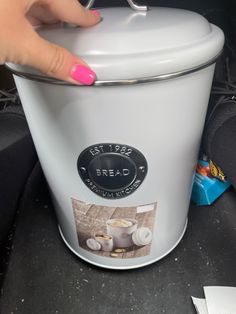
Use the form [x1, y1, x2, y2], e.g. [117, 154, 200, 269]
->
[22, 25, 96, 85]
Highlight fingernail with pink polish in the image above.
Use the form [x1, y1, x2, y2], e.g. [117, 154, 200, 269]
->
[91, 10, 101, 18]
[70, 65, 96, 85]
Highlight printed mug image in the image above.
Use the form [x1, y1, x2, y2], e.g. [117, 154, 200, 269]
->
[94, 233, 113, 252]
[106, 218, 138, 248]
[72, 199, 157, 260]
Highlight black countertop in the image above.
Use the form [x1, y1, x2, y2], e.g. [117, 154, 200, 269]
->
[1, 164, 236, 314]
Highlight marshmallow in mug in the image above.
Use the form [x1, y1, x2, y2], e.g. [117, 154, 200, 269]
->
[107, 219, 134, 228]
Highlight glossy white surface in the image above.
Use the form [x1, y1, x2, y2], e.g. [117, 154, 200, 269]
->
[14, 65, 216, 268]
[10, 7, 224, 80]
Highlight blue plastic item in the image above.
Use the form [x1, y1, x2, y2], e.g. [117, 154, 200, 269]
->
[191, 160, 231, 205]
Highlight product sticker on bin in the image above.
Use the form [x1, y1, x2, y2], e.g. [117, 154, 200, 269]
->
[72, 199, 157, 259]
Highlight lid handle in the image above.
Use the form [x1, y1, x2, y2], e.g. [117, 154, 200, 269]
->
[85, 0, 148, 11]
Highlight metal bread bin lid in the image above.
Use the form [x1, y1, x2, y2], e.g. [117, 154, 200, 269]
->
[7, 6, 224, 84]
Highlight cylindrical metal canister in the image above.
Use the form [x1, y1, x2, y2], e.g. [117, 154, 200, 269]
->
[7, 6, 224, 269]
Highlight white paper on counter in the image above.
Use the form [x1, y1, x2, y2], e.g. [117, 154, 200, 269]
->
[191, 297, 209, 314]
[204, 286, 236, 314]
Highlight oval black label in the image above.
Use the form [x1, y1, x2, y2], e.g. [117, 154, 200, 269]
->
[77, 143, 148, 199]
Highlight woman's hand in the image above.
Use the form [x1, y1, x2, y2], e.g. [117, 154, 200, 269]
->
[0, 0, 101, 85]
